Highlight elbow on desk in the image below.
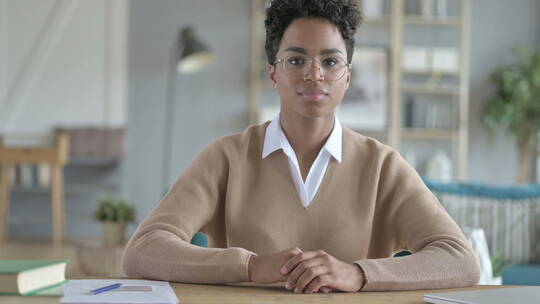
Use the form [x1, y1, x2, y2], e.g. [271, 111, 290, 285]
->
[467, 251, 481, 286]
[438, 237, 481, 287]
[454, 245, 481, 287]
[121, 243, 139, 277]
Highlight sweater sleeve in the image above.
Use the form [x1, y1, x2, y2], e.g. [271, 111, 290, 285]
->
[354, 149, 480, 291]
[121, 140, 256, 284]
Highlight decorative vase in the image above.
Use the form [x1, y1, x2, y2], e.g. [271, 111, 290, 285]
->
[362, 0, 384, 17]
[101, 222, 127, 245]
[425, 150, 452, 182]
[516, 135, 537, 184]
[419, 0, 433, 18]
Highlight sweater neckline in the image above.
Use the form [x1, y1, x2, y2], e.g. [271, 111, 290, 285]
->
[284, 154, 337, 211]
[261, 122, 340, 211]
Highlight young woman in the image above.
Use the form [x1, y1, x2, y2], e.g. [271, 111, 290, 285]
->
[122, 0, 479, 293]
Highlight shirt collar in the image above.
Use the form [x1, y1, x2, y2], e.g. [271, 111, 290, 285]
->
[262, 114, 342, 163]
[262, 115, 283, 158]
[324, 117, 342, 163]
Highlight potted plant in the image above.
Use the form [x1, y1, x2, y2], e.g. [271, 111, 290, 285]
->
[483, 45, 540, 183]
[94, 196, 136, 245]
[490, 252, 507, 285]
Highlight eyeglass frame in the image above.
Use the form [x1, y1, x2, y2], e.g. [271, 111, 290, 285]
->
[272, 54, 351, 81]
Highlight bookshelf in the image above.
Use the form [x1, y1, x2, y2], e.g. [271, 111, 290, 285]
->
[249, 0, 471, 181]
[403, 15, 461, 26]
[0, 133, 69, 246]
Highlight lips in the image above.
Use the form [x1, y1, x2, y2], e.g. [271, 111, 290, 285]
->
[299, 88, 329, 101]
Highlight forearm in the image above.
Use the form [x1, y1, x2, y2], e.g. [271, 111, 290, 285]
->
[355, 239, 480, 291]
[122, 229, 255, 284]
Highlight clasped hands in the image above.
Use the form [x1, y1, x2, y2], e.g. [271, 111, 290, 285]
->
[248, 247, 366, 294]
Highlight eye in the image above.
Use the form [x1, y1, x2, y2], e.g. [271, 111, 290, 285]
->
[322, 57, 340, 68]
[287, 56, 306, 66]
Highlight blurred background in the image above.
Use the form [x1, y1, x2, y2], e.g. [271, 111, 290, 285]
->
[0, 0, 539, 285]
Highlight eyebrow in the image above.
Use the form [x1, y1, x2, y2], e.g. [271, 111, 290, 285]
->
[284, 46, 343, 55]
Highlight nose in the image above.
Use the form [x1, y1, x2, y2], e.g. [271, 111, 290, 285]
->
[303, 59, 324, 81]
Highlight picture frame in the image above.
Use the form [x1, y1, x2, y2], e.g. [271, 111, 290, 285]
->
[338, 47, 388, 130]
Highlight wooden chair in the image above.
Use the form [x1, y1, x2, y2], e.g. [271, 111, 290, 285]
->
[0, 133, 69, 246]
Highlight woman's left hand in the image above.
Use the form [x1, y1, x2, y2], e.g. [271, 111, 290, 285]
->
[280, 250, 366, 293]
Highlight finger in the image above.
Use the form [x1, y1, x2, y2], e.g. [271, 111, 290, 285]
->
[287, 247, 303, 256]
[286, 256, 327, 289]
[320, 286, 332, 293]
[281, 250, 327, 275]
[295, 265, 329, 293]
[304, 274, 332, 294]
[281, 251, 320, 275]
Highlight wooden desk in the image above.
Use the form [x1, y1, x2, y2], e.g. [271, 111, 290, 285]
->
[169, 283, 514, 303]
[0, 283, 516, 304]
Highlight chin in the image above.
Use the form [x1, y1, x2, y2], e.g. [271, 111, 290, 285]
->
[295, 100, 337, 117]
[295, 107, 335, 119]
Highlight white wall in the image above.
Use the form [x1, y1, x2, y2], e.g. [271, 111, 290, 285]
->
[124, 0, 251, 218]
[0, 0, 127, 137]
[1, 0, 128, 240]
[467, 0, 539, 184]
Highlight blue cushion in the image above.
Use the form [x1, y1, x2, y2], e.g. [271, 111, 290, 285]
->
[502, 264, 540, 286]
[190, 232, 208, 247]
[393, 250, 412, 257]
[423, 178, 540, 200]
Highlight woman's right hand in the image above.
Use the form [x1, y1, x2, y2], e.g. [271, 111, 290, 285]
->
[248, 247, 303, 284]
[248, 247, 333, 293]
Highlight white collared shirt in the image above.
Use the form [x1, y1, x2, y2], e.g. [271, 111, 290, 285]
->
[262, 114, 342, 207]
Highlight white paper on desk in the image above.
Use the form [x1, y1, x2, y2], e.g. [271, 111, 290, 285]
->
[61, 279, 179, 304]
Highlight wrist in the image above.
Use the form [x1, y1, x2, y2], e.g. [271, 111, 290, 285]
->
[353, 263, 366, 291]
[248, 254, 258, 282]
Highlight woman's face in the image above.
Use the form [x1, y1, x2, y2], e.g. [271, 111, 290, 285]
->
[270, 18, 351, 120]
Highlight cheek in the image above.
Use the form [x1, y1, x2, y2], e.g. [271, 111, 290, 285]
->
[275, 77, 298, 96]
[330, 81, 349, 101]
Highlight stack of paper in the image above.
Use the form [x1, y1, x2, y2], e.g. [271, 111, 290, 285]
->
[424, 286, 540, 304]
[61, 279, 179, 304]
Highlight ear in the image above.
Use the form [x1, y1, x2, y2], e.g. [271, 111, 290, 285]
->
[269, 64, 277, 88]
[345, 65, 351, 89]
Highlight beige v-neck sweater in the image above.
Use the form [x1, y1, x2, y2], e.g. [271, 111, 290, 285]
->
[122, 122, 480, 291]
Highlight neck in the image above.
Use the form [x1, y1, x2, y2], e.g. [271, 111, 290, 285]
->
[279, 111, 335, 158]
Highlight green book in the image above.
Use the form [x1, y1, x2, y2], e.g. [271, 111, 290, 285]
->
[0, 260, 67, 295]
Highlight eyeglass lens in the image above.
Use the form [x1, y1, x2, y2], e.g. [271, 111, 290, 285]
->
[282, 55, 347, 81]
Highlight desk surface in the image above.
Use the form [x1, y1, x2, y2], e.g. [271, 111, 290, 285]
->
[170, 283, 514, 304]
[0, 282, 516, 304]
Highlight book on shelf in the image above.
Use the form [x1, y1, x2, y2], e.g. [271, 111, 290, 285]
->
[19, 164, 33, 187]
[0, 260, 67, 295]
[10, 164, 50, 188]
[38, 163, 51, 187]
[54, 126, 126, 161]
[31, 165, 39, 186]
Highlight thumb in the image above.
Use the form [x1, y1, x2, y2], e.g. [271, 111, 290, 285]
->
[289, 247, 303, 254]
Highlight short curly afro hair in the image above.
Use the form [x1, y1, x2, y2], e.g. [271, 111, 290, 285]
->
[264, 0, 362, 65]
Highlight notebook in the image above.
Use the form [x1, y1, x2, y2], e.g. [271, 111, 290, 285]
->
[0, 260, 67, 295]
[424, 286, 540, 304]
[61, 279, 179, 304]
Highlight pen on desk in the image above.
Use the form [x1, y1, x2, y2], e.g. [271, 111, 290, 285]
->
[90, 283, 122, 295]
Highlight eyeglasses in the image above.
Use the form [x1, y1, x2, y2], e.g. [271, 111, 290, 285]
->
[273, 54, 350, 81]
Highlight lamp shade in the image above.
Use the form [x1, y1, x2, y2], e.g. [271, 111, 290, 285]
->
[177, 26, 214, 74]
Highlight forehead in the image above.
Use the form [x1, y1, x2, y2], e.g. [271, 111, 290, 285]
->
[278, 18, 347, 56]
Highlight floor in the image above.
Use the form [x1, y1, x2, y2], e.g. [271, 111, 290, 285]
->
[0, 237, 125, 278]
